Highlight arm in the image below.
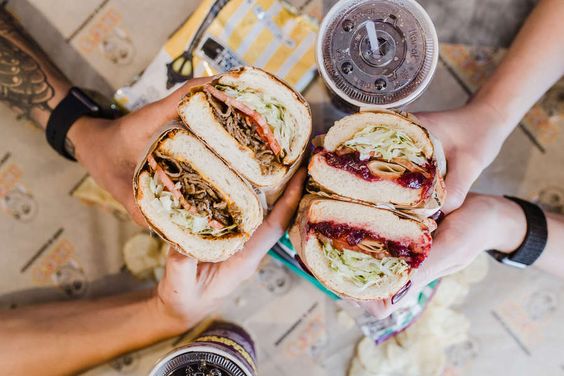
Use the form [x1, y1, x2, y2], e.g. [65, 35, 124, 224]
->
[0, 8, 71, 127]
[0, 168, 306, 375]
[0, 7, 210, 223]
[417, 0, 564, 212]
[488, 197, 564, 279]
[0, 290, 186, 375]
[363, 193, 564, 319]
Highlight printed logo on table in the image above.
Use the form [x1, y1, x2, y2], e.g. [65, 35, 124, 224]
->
[77, 7, 135, 65]
[258, 262, 293, 296]
[31, 239, 88, 299]
[109, 352, 140, 374]
[0, 159, 38, 222]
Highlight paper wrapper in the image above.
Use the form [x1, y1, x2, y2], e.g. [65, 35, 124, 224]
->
[115, 0, 319, 111]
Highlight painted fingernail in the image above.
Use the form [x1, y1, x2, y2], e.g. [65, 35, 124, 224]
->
[392, 280, 412, 305]
[294, 255, 314, 277]
[431, 210, 445, 223]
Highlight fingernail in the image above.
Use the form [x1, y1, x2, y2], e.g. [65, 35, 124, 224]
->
[392, 280, 412, 305]
[294, 255, 315, 277]
[431, 210, 445, 223]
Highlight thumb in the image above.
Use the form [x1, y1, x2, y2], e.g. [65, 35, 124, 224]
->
[218, 168, 307, 280]
[162, 247, 198, 286]
[441, 156, 482, 214]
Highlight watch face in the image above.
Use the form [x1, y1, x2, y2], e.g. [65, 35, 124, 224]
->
[76, 88, 122, 118]
[71, 87, 100, 112]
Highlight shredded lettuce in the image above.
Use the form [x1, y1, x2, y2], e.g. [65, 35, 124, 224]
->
[321, 241, 409, 290]
[343, 126, 426, 166]
[148, 174, 236, 237]
[216, 84, 293, 157]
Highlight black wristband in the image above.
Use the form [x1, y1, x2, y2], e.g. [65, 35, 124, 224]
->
[487, 196, 548, 268]
[46, 87, 103, 161]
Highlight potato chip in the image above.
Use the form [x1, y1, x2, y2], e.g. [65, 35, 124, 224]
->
[433, 277, 470, 307]
[123, 233, 162, 279]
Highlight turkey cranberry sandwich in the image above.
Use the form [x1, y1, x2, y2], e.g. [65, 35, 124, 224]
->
[308, 111, 446, 215]
[134, 128, 262, 262]
[177, 67, 311, 199]
[290, 195, 435, 300]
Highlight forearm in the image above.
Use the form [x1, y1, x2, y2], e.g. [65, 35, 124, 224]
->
[0, 8, 71, 128]
[471, 0, 564, 137]
[0, 290, 188, 375]
[488, 196, 564, 279]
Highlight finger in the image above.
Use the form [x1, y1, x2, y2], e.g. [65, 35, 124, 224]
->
[219, 168, 307, 278]
[164, 247, 198, 282]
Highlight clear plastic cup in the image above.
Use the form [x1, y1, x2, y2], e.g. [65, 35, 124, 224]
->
[316, 0, 439, 110]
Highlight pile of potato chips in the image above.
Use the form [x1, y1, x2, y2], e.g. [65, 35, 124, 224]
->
[348, 254, 490, 376]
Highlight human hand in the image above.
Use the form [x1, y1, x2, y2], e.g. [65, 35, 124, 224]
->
[152, 168, 306, 327]
[415, 101, 511, 213]
[68, 77, 213, 224]
[361, 193, 526, 319]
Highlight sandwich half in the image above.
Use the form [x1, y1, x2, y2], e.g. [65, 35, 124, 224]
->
[178, 66, 311, 193]
[290, 195, 434, 300]
[308, 111, 446, 214]
[134, 128, 263, 262]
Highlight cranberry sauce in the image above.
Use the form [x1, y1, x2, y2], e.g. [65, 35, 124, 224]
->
[322, 151, 380, 182]
[308, 221, 427, 268]
[397, 171, 426, 189]
[320, 150, 434, 190]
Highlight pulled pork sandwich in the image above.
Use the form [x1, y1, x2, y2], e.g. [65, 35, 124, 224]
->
[134, 128, 263, 262]
[308, 111, 446, 215]
[290, 196, 435, 300]
[177, 67, 311, 199]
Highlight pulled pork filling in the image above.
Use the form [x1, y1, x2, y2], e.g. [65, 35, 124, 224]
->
[148, 151, 241, 237]
[206, 91, 283, 175]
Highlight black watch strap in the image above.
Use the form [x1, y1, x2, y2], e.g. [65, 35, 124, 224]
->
[487, 196, 548, 268]
[46, 87, 101, 161]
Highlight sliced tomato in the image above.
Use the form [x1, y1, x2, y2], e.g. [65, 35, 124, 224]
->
[204, 85, 282, 156]
[209, 219, 225, 229]
[148, 154, 225, 229]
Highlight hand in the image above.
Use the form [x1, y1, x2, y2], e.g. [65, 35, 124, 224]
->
[151, 168, 307, 328]
[361, 193, 526, 319]
[415, 101, 510, 213]
[68, 77, 213, 224]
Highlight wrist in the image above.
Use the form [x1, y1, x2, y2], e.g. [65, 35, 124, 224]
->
[146, 292, 195, 336]
[469, 86, 517, 136]
[66, 116, 113, 163]
[489, 196, 527, 253]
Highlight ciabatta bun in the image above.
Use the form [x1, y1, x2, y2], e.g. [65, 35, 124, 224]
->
[291, 195, 433, 300]
[309, 111, 446, 211]
[178, 66, 311, 189]
[134, 129, 263, 262]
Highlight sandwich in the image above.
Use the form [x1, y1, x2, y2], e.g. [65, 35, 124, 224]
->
[177, 67, 311, 200]
[308, 111, 446, 214]
[134, 127, 263, 262]
[290, 195, 434, 300]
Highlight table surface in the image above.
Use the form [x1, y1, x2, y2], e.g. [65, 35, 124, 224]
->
[1, 1, 563, 375]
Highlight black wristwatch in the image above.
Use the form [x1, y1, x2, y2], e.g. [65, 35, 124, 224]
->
[486, 196, 548, 269]
[46, 87, 121, 161]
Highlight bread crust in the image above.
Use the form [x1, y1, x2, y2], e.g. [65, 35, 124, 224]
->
[133, 128, 263, 262]
[290, 195, 432, 300]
